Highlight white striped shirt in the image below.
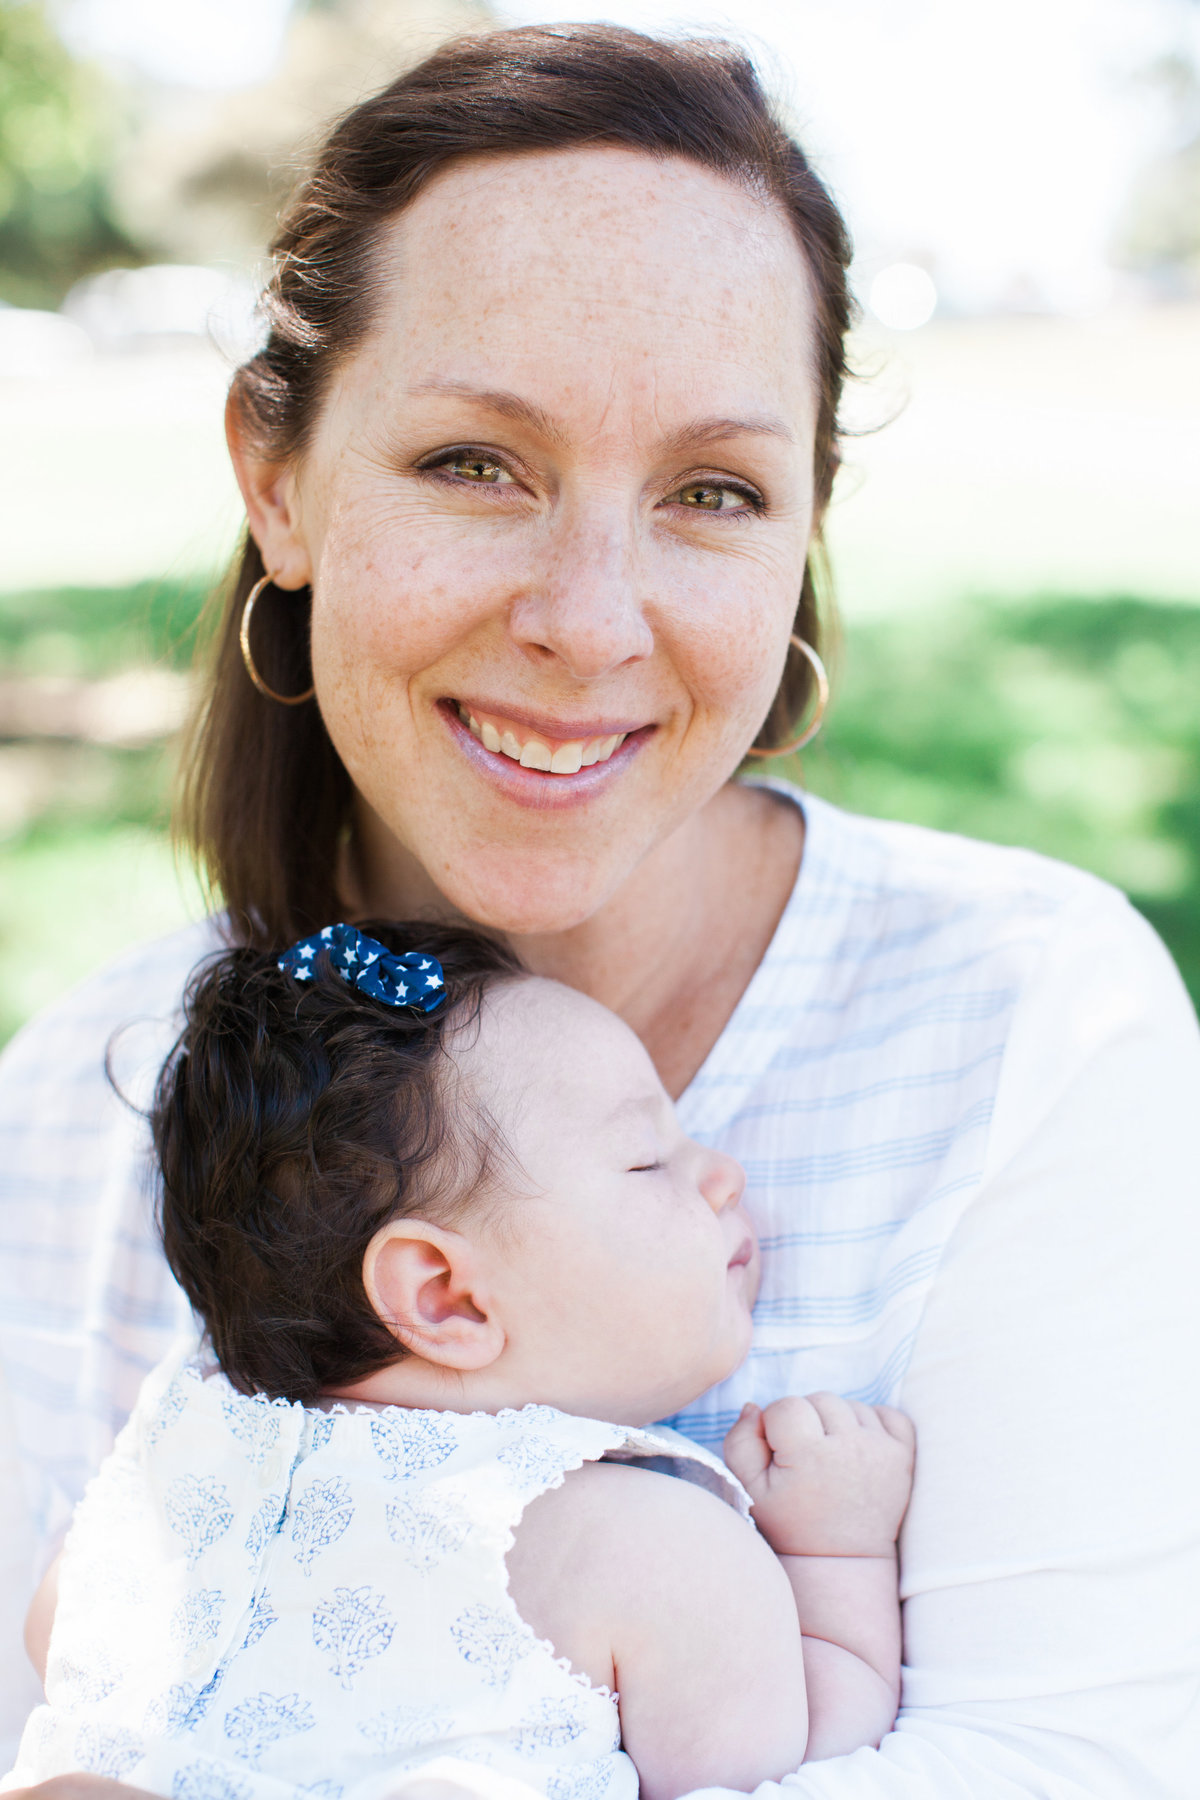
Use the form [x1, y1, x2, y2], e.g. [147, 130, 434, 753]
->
[3, 787, 1199, 1795]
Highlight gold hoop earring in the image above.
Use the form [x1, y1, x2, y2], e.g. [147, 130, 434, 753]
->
[239, 573, 316, 706]
[743, 634, 829, 758]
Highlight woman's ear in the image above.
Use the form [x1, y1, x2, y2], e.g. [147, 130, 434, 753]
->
[224, 387, 313, 592]
[363, 1221, 506, 1372]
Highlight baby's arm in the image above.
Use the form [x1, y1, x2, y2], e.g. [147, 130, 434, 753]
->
[724, 1393, 916, 1761]
[508, 1459, 811, 1800]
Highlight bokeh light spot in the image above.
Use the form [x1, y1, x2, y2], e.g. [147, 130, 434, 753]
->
[868, 263, 939, 330]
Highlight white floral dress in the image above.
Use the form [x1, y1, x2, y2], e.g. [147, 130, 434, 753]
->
[6, 1351, 751, 1800]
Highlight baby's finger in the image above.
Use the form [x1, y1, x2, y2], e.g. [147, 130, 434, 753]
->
[723, 1402, 772, 1484]
[802, 1391, 861, 1435]
[875, 1405, 917, 1449]
[760, 1394, 827, 1448]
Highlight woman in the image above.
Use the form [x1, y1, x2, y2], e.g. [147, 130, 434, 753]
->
[1, 24, 1197, 1797]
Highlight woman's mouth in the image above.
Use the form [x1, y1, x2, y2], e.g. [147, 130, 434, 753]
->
[454, 702, 629, 775]
[440, 698, 652, 806]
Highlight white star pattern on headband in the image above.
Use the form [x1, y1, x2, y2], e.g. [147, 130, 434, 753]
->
[277, 925, 446, 1015]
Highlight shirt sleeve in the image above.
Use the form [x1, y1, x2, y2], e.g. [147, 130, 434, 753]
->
[692, 890, 1200, 1798]
[0, 935, 206, 1769]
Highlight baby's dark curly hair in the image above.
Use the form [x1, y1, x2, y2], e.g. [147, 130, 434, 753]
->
[150, 922, 523, 1402]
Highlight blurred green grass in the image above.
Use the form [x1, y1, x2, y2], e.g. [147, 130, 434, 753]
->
[0, 576, 1197, 1047]
[0, 575, 210, 1044]
[0, 575, 208, 677]
[800, 593, 1200, 1004]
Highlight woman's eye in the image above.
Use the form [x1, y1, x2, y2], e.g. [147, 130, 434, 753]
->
[432, 451, 513, 484]
[669, 481, 760, 514]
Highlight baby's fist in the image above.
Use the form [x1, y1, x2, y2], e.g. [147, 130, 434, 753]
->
[724, 1393, 915, 1558]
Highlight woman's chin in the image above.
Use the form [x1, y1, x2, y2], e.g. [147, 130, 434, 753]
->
[400, 823, 655, 939]
[439, 859, 628, 939]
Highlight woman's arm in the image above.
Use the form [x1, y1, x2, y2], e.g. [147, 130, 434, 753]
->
[0, 926, 211, 1764]
[686, 893, 1200, 1798]
[23, 1553, 60, 1686]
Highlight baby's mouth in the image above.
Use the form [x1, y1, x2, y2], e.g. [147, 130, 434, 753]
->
[454, 703, 629, 776]
[727, 1235, 755, 1272]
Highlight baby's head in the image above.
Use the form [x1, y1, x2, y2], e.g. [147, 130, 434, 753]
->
[153, 924, 758, 1425]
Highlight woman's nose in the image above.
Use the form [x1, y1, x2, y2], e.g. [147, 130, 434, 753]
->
[700, 1148, 747, 1216]
[508, 504, 655, 680]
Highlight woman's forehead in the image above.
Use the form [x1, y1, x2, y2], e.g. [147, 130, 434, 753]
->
[347, 146, 818, 439]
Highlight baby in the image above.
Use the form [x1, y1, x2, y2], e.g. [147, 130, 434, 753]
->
[12, 923, 914, 1800]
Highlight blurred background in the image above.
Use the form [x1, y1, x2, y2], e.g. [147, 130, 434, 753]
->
[1, 0, 1198, 1042]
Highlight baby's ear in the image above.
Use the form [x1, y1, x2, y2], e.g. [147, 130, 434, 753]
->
[363, 1221, 505, 1371]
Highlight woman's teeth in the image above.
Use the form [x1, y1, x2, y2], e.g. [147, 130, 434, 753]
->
[457, 705, 627, 775]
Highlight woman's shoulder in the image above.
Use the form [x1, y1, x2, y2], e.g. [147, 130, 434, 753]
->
[796, 787, 1124, 921]
[782, 787, 1160, 986]
[791, 791, 1194, 1034]
[685, 787, 1189, 1157]
[0, 915, 226, 1118]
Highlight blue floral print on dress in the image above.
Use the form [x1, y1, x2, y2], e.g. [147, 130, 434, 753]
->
[241, 1589, 277, 1650]
[13, 1360, 744, 1800]
[516, 1697, 586, 1756]
[172, 1759, 252, 1800]
[357, 1701, 455, 1754]
[384, 1493, 470, 1571]
[145, 1378, 189, 1446]
[143, 1682, 202, 1735]
[223, 1690, 315, 1766]
[309, 1412, 336, 1453]
[170, 1589, 225, 1654]
[369, 1409, 459, 1481]
[450, 1604, 533, 1688]
[49, 1650, 121, 1707]
[244, 1495, 286, 1563]
[221, 1392, 282, 1466]
[74, 1722, 144, 1779]
[165, 1475, 234, 1567]
[548, 1762, 617, 1800]
[498, 1434, 570, 1490]
[289, 1475, 355, 1574]
[311, 1585, 396, 1689]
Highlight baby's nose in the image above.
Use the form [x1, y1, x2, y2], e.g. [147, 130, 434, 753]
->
[701, 1148, 747, 1214]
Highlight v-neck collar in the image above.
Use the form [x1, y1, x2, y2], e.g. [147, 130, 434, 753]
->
[675, 784, 854, 1141]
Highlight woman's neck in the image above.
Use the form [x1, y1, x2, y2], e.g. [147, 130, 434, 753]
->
[343, 782, 803, 1098]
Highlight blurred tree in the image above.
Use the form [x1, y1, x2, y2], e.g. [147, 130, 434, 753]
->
[111, 0, 494, 269]
[1113, 3, 1200, 292]
[0, 0, 138, 306]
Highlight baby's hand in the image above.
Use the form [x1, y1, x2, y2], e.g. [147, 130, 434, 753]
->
[723, 1393, 915, 1558]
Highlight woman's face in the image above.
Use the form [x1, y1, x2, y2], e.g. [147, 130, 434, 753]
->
[262, 147, 819, 934]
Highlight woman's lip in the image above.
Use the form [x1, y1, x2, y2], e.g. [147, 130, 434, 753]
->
[449, 697, 651, 744]
[440, 701, 650, 808]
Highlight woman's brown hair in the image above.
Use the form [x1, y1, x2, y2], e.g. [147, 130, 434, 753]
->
[181, 23, 854, 946]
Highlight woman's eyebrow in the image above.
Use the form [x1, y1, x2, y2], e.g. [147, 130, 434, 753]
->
[405, 378, 793, 455]
[656, 414, 795, 456]
[405, 378, 566, 444]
